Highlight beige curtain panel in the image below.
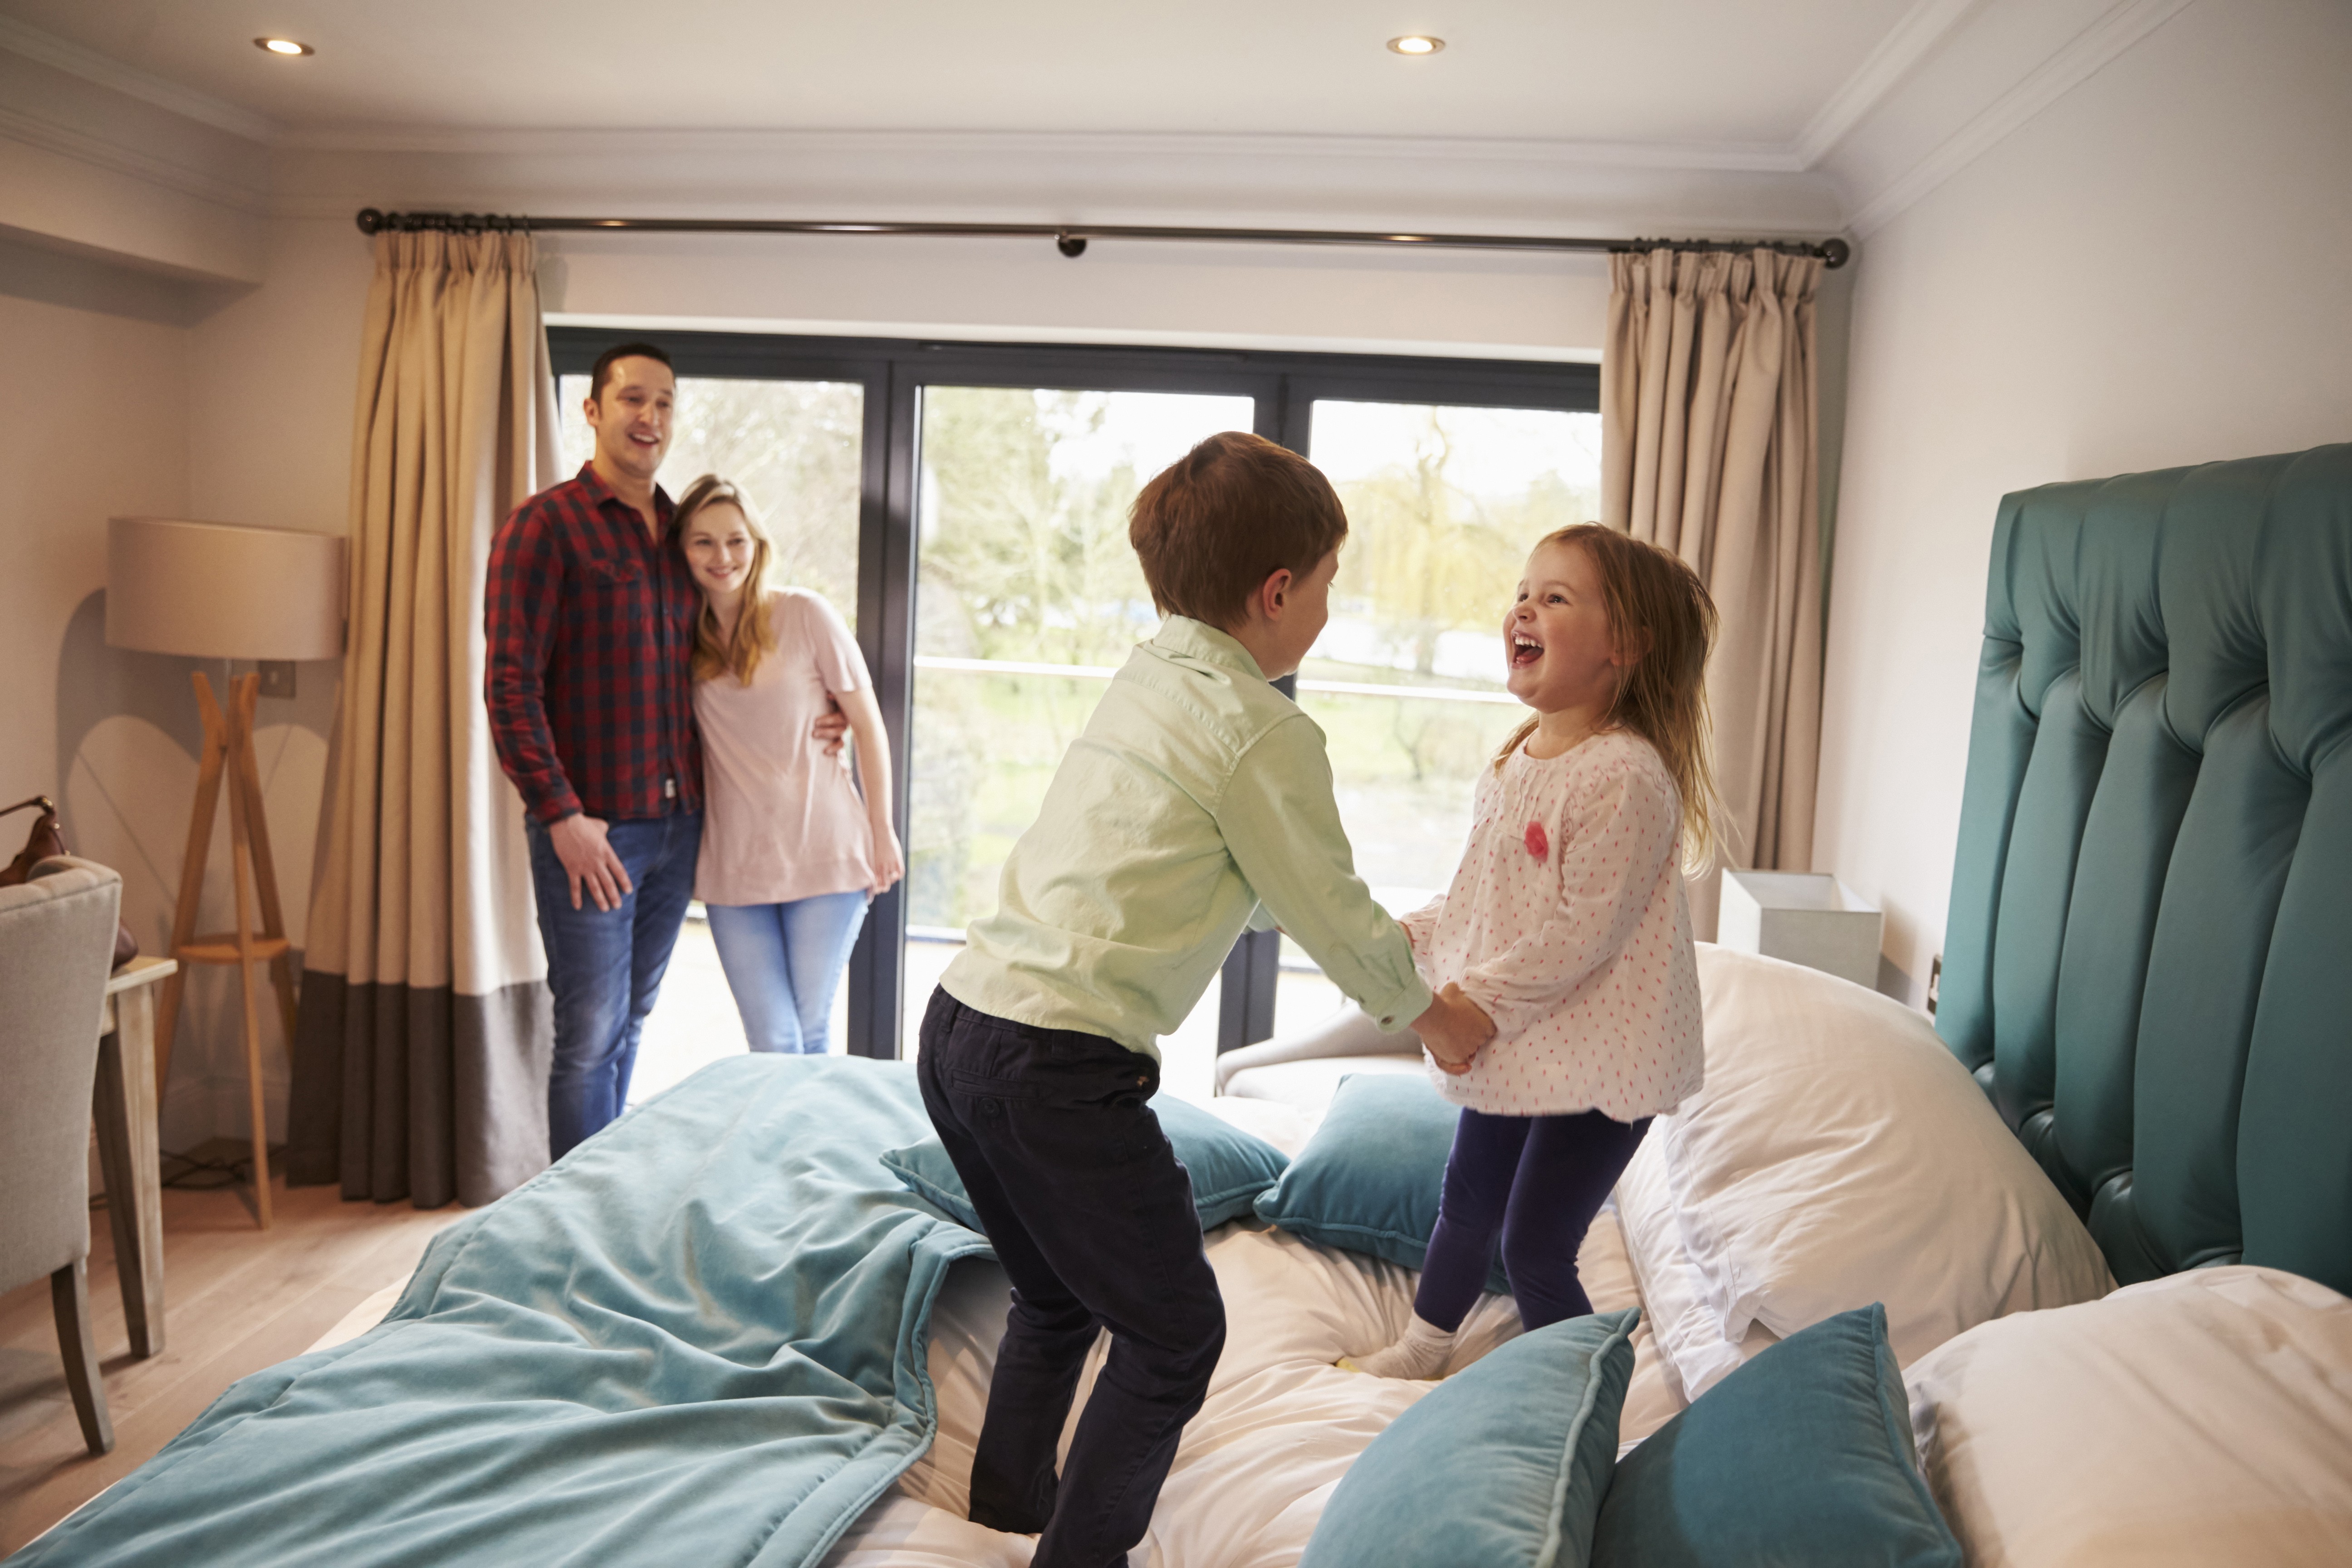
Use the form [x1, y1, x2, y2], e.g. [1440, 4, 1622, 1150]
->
[288, 231, 559, 1208]
[1602, 246, 1826, 919]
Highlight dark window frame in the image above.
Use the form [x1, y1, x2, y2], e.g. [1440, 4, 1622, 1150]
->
[548, 327, 1599, 1060]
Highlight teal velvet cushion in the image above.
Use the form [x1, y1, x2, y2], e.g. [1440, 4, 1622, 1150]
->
[1300, 1308, 1639, 1568]
[1590, 1303, 1961, 1568]
[880, 1093, 1289, 1231]
[1252, 1073, 1509, 1294]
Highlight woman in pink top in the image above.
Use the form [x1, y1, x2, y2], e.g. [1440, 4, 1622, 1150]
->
[675, 476, 904, 1054]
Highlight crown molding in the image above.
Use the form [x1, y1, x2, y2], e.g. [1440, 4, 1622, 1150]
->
[1794, 0, 1990, 168]
[1845, 0, 2194, 236]
[0, 15, 278, 145]
[0, 100, 270, 213]
[274, 122, 1811, 173]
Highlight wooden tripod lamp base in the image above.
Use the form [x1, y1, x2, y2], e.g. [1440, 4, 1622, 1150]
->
[154, 671, 299, 1230]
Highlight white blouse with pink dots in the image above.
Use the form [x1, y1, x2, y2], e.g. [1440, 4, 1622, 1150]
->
[1401, 729, 1704, 1121]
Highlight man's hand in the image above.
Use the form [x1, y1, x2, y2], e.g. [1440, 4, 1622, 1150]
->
[813, 701, 850, 760]
[1413, 984, 1495, 1077]
[549, 812, 632, 912]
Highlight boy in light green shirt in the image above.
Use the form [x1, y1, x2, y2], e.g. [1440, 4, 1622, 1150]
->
[917, 431, 1492, 1568]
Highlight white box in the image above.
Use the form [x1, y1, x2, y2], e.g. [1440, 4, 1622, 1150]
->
[1718, 871, 1884, 990]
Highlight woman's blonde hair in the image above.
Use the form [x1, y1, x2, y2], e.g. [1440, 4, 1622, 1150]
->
[1494, 524, 1723, 872]
[675, 474, 777, 684]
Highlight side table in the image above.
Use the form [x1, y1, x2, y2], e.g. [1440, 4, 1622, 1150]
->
[94, 956, 174, 1358]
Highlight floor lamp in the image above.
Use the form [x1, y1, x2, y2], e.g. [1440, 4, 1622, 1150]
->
[107, 517, 345, 1229]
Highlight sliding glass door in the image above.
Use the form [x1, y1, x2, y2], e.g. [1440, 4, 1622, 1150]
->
[548, 328, 1597, 1079]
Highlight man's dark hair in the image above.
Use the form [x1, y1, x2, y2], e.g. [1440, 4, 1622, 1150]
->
[588, 341, 674, 402]
[1129, 432, 1349, 630]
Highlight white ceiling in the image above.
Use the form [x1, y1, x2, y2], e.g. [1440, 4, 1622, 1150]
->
[0, 0, 1923, 146]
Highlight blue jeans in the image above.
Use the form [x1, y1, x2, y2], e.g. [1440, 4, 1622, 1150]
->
[525, 811, 701, 1161]
[703, 891, 869, 1054]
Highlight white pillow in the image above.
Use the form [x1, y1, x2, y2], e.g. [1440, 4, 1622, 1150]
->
[1664, 944, 2112, 1367]
[1613, 1120, 1778, 1408]
[1904, 1265, 2352, 1567]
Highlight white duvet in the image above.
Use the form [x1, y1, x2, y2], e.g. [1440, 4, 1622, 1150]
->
[827, 1096, 1681, 1568]
[308, 1097, 1682, 1568]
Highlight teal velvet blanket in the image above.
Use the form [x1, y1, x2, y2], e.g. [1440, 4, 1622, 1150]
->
[16, 1055, 991, 1568]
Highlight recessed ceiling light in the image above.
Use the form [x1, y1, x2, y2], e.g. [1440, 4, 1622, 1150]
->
[1387, 35, 1445, 55]
[254, 37, 314, 57]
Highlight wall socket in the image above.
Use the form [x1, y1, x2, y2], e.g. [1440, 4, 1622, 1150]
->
[258, 660, 298, 699]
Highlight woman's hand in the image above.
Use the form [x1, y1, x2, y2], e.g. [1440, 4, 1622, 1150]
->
[869, 821, 905, 895]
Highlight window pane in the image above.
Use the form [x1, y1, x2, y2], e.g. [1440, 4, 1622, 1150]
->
[909, 387, 1255, 1092]
[557, 374, 864, 623]
[1279, 399, 1602, 1034]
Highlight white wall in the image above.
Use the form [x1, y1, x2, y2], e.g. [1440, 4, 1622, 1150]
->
[0, 217, 363, 1152]
[541, 229, 1613, 363]
[0, 255, 189, 815]
[1815, 0, 2352, 1002]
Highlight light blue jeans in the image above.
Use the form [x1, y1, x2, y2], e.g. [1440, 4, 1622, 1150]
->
[704, 891, 870, 1054]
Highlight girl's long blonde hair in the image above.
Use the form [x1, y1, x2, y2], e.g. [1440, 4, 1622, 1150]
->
[675, 474, 778, 685]
[1494, 524, 1723, 872]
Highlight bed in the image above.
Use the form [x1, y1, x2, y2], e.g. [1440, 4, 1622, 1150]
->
[17, 442, 2351, 1567]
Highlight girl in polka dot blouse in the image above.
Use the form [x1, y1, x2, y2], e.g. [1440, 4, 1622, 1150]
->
[1348, 525, 1717, 1380]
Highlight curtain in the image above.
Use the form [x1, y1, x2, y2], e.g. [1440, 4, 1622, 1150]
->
[286, 232, 559, 1207]
[1602, 247, 1826, 933]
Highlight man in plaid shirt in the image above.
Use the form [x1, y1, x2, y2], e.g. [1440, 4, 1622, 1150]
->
[486, 343, 706, 1158]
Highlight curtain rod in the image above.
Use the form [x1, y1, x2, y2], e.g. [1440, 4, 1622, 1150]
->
[351, 208, 1850, 268]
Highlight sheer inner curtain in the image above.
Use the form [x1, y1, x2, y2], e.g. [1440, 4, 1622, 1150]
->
[1602, 246, 1826, 936]
[287, 231, 558, 1208]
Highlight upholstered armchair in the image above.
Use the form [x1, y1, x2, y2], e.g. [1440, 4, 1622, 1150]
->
[0, 856, 124, 1455]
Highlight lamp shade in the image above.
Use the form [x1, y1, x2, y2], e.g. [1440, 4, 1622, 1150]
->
[107, 517, 345, 661]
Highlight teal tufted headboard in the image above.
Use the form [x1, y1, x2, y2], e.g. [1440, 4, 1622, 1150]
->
[1937, 443, 2352, 1296]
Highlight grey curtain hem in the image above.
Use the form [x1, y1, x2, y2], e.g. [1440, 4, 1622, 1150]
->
[288, 967, 551, 1209]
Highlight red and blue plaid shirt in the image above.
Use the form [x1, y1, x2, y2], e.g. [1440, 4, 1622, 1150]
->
[486, 463, 702, 823]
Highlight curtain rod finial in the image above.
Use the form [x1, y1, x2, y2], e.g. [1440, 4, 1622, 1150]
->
[1056, 231, 1088, 259]
[356, 207, 387, 235]
[1821, 237, 1851, 269]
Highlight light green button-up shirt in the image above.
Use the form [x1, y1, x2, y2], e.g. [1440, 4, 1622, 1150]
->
[941, 617, 1435, 1059]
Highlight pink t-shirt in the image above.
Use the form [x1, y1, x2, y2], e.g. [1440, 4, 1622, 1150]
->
[691, 588, 877, 906]
[1401, 730, 1704, 1120]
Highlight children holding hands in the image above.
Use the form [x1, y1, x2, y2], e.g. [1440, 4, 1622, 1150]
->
[1349, 523, 1717, 1380]
[918, 433, 1493, 1568]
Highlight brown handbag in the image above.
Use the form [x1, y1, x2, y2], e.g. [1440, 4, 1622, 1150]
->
[2, 795, 140, 970]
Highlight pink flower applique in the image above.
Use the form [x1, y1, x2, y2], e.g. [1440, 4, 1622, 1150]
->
[1524, 820, 1549, 862]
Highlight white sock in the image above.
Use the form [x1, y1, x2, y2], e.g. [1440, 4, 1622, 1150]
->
[1346, 1312, 1456, 1379]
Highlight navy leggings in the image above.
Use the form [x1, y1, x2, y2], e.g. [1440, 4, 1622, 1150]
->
[1415, 1106, 1652, 1333]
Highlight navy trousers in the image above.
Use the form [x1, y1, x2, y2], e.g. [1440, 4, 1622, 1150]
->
[916, 988, 1225, 1568]
[1415, 1105, 1652, 1333]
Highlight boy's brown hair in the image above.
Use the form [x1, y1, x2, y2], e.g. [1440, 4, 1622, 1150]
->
[1129, 432, 1348, 630]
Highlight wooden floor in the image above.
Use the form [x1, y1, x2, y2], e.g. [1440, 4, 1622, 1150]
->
[0, 1174, 466, 1555]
